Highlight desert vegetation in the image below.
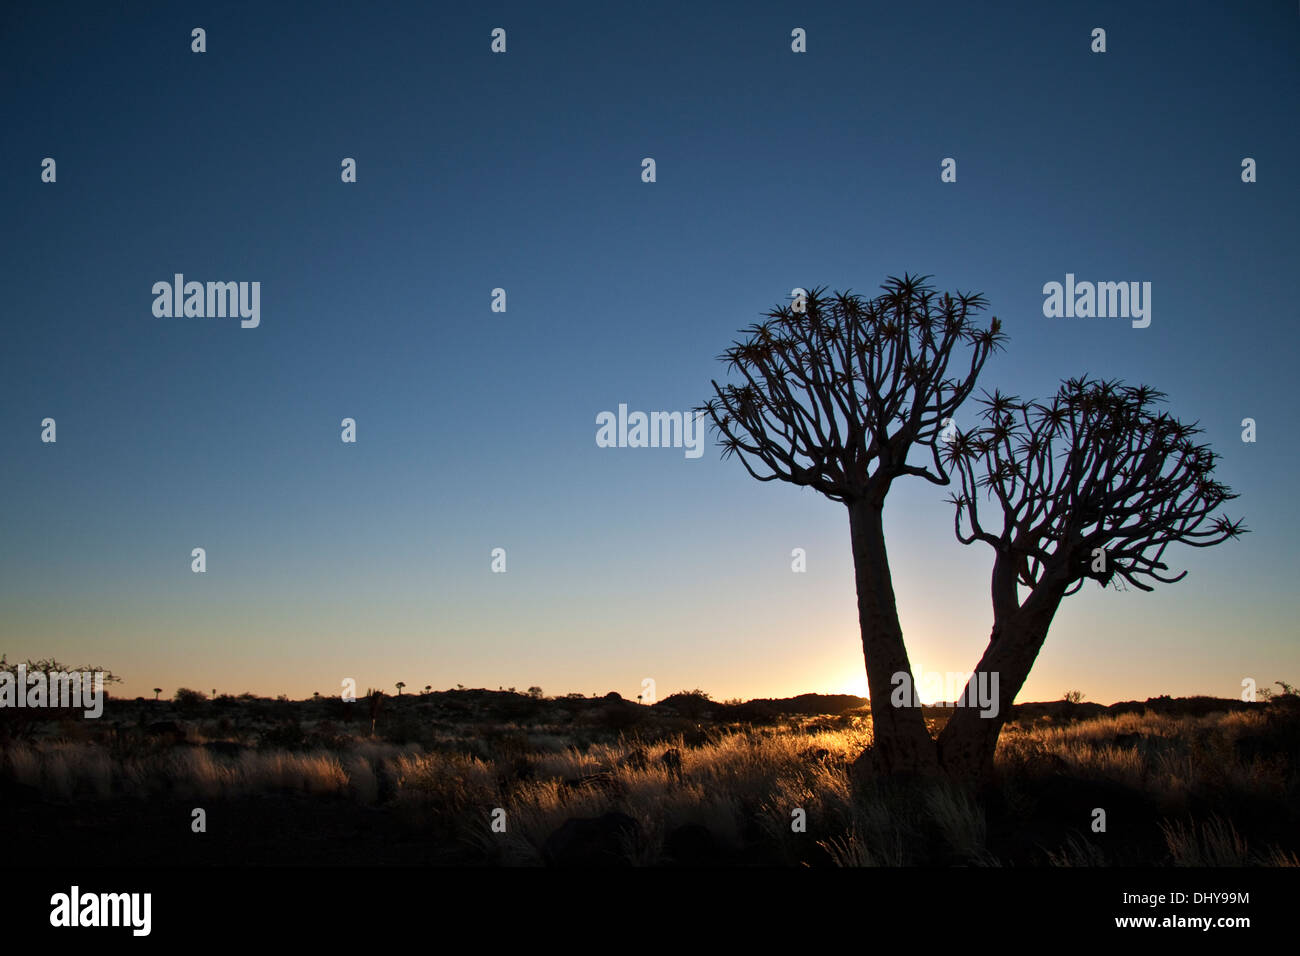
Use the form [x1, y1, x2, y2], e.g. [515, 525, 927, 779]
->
[3, 686, 1297, 866]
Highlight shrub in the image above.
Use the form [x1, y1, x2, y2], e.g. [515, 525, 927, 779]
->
[173, 688, 208, 713]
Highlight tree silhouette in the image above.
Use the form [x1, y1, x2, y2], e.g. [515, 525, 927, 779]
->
[395, 681, 405, 696]
[0, 657, 123, 742]
[0, 656, 121, 686]
[937, 377, 1246, 781]
[173, 687, 208, 713]
[153, 688, 161, 701]
[700, 275, 1005, 774]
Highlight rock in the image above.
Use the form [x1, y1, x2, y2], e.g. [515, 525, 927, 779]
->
[660, 748, 683, 778]
[616, 748, 649, 771]
[146, 720, 187, 741]
[543, 812, 641, 866]
[682, 728, 710, 748]
[496, 756, 536, 792]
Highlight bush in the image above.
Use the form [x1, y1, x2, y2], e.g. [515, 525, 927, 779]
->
[173, 688, 208, 713]
[660, 690, 714, 719]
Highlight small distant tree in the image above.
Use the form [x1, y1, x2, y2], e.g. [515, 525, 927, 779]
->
[424, 685, 432, 695]
[1062, 690, 1086, 704]
[527, 686, 544, 699]
[939, 378, 1246, 781]
[395, 681, 405, 696]
[153, 688, 162, 701]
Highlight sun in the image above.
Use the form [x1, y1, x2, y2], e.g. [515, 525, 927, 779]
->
[836, 669, 869, 698]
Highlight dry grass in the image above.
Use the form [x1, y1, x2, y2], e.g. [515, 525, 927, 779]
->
[4, 708, 1296, 866]
[996, 709, 1292, 806]
[5, 741, 378, 801]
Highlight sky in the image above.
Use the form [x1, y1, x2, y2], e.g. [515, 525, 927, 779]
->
[1, 1, 1297, 705]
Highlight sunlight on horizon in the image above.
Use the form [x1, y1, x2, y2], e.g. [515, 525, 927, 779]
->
[835, 669, 869, 699]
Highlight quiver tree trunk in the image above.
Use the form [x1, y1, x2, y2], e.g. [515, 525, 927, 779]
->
[848, 498, 940, 777]
[936, 584, 1066, 785]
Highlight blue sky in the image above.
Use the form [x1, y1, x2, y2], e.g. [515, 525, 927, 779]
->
[2, 1, 1297, 703]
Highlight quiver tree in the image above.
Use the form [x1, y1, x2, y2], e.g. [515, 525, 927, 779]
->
[938, 377, 1247, 782]
[699, 275, 1006, 774]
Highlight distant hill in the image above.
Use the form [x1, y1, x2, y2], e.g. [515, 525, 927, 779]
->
[95, 687, 1293, 725]
[653, 692, 869, 720]
[1012, 695, 1267, 721]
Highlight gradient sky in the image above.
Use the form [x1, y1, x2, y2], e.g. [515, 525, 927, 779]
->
[2, 1, 1297, 705]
